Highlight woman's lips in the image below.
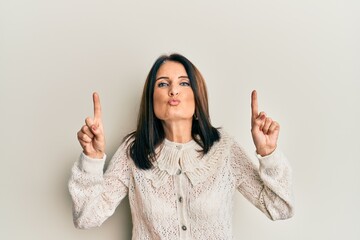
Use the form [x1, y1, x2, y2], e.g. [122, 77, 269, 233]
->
[168, 99, 180, 106]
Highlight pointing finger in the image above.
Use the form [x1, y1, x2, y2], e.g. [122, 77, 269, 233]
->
[251, 90, 259, 120]
[93, 92, 102, 120]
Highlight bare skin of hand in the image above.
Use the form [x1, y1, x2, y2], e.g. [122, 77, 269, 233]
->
[77, 92, 105, 159]
[251, 90, 280, 156]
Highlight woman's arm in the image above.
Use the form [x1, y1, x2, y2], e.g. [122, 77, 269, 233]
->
[231, 90, 294, 220]
[69, 92, 130, 228]
[231, 142, 294, 220]
[68, 142, 130, 228]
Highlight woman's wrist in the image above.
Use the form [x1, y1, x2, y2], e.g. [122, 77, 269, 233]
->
[256, 146, 277, 157]
[83, 151, 105, 159]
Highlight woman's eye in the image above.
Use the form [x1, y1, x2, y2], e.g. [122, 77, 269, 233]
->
[158, 82, 168, 87]
[180, 82, 190, 86]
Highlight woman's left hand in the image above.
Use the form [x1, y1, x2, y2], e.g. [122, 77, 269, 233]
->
[251, 90, 280, 156]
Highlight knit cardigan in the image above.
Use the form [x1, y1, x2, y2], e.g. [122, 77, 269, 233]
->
[68, 129, 294, 239]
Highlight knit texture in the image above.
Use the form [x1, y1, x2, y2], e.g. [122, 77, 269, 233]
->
[68, 129, 294, 239]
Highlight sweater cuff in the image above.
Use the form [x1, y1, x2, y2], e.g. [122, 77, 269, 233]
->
[79, 152, 106, 174]
[256, 148, 284, 169]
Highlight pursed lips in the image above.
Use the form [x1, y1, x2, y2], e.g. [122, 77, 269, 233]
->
[168, 99, 180, 106]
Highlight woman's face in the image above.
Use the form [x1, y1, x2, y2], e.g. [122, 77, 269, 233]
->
[153, 61, 195, 123]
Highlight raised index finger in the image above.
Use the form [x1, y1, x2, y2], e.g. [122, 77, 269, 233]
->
[251, 90, 259, 120]
[93, 92, 102, 120]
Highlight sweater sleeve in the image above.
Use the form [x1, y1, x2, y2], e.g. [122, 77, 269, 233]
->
[230, 140, 294, 220]
[68, 142, 131, 229]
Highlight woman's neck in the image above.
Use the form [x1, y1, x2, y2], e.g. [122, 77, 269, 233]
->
[162, 120, 192, 143]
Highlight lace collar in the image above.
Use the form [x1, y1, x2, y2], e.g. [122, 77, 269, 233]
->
[144, 130, 231, 188]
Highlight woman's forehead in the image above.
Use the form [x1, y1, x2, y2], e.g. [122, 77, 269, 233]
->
[156, 61, 187, 78]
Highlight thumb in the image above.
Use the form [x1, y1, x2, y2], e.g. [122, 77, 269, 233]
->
[85, 117, 101, 136]
[91, 123, 101, 137]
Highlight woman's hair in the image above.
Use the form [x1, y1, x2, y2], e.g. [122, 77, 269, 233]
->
[125, 53, 220, 170]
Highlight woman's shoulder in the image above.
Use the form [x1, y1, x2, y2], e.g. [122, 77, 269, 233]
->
[109, 132, 135, 164]
[208, 128, 249, 159]
[214, 128, 237, 148]
[199, 128, 236, 159]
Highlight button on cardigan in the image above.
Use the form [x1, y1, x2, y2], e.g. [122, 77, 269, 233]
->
[68, 129, 294, 239]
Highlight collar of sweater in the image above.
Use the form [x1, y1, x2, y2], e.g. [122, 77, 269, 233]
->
[144, 129, 232, 188]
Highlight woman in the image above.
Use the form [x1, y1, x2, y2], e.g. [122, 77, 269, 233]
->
[69, 53, 294, 239]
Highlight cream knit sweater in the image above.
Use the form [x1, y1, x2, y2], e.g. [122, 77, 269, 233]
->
[68, 129, 294, 239]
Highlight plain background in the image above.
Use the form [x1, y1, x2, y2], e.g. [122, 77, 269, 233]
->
[1, 0, 359, 239]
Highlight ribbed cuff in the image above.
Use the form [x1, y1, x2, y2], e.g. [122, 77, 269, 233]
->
[256, 148, 284, 169]
[79, 152, 106, 174]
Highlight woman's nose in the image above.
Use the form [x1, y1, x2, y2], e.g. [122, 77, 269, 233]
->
[169, 86, 179, 96]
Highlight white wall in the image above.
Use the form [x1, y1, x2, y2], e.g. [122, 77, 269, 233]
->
[1, 0, 359, 239]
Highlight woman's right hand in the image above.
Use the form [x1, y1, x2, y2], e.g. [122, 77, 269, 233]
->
[77, 92, 105, 159]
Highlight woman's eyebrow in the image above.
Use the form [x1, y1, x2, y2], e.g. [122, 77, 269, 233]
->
[156, 76, 170, 81]
[156, 76, 189, 81]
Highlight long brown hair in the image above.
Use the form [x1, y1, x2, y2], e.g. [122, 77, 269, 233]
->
[125, 53, 220, 170]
